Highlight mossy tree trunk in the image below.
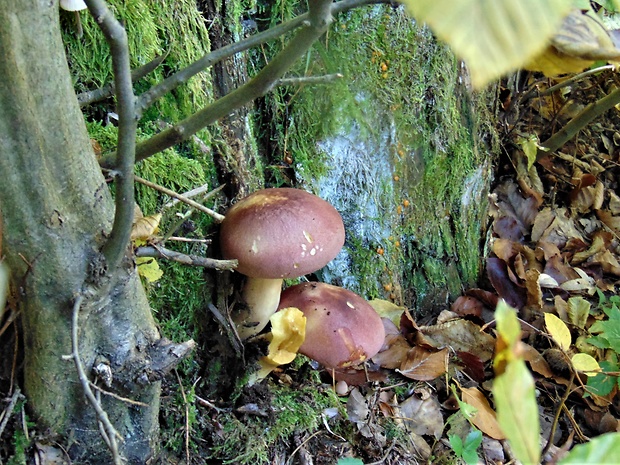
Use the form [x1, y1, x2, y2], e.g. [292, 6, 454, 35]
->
[0, 2, 186, 463]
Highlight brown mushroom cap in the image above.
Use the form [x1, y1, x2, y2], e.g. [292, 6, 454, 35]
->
[220, 188, 345, 279]
[277, 282, 385, 368]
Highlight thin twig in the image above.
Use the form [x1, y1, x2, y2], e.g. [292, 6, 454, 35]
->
[0, 387, 23, 439]
[135, 245, 237, 270]
[275, 73, 343, 86]
[89, 381, 149, 407]
[134, 175, 225, 222]
[163, 183, 226, 209]
[77, 53, 168, 106]
[85, 0, 138, 271]
[538, 85, 620, 160]
[541, 371, 575, 459]
[68, 295, 123, 465]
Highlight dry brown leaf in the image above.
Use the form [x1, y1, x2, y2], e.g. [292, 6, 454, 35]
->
[571, 233, 607, 265]
[461, 386, 506, 440]
[531, 207, 585, 248]
[597, 209, 620, 236]
[522, 343, 554, 378]
[398, 346, 448, 381]
[131, 213, 162, 241]
[589, 249, 620, 277]
[373, 331, 411, 370]
[525, 269, 543, 309]
[419, 319, 495, 362]
[398, 388, 444, 439]
[609, 191, 620, 215]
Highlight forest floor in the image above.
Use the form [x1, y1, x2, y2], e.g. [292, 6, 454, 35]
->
[169, 68, 620, 465]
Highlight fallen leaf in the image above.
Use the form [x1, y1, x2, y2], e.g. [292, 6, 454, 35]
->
[461, 387, 506, 440]
[418, 318, 495, 362]
[398, 388, 444, 439]
[131, 213, 162, 241]
[486, 257, 526, 310]
[545, 313, 572, 351]
[571, 353, 601, 376]
[398, 346, 448, 381]
[136, 256, 164, 283]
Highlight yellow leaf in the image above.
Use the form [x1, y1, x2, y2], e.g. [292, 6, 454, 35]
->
[369, 298, 406, 328]
[265, 307, 306, 366]
[136, 256, 164, 283]
[545, 313, 572, 351]
[518, 134, 541, 170]
[401, 0, 572, 88]
[571, 353, 601, 376]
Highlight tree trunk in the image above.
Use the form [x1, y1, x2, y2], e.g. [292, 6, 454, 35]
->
[0, 2, 181, 463]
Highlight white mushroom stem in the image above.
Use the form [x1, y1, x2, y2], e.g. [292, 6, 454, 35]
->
[234, 277, 283, 340]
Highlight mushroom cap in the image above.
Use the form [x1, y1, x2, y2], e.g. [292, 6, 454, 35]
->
[220, 188, 345, 279]
[277, 282, 385, 368]
[60, 0, 87, 11]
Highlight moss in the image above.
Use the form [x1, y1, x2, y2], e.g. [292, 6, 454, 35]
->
[255, 4, 497, 314]
[62, 0, 213, 123]
[210, 378, 343, 464]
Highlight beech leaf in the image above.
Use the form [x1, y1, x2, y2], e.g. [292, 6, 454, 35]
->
[401, 0, 572, 88]
[136, 257, 164, 283]
[545, 313, 572, 352]
[571, 353, 601, 376]
[567, 296, 590, 329]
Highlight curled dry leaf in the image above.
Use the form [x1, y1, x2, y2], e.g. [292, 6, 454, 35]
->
[397, 387, 444, 439]
[131, 213, 162, 242]
[460, 386, 506, 440]
[397, 346, 448, 381]
[531, 207, 585, 248]
[373, 318, 411, 370]
[486, 257, 526, 310]
[418, 318, 496, 362]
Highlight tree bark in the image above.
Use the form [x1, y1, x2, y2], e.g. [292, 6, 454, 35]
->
[0, 2, 183, 463]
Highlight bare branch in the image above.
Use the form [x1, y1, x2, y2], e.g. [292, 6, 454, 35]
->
[99, 0, 387, 168]
[163, 183, 226, 210]
[77, 53, 167, 107]
[68, 295, 122, 465]
[134, 175, 225, 222]
[136, 245, 237, 270]
[85, 0, 137, 271]
[130, 0, 334, 163]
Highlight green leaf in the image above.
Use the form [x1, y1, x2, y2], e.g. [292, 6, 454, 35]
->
[586, 359, 620, 397]
[449, 434, 464, 456]
[400, 0, 572, 88]
[567, 296, 590, 329]
[336, 459, 364, 465]
[589, 305, 620, 353]
[545, 313, 572, 351]
[493, 360, 541, 465]
[463, 429, 483, 465]
[559, 432, 620, 463]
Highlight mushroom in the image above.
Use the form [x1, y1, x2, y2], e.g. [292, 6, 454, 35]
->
[60, 0, 87, 38]
[220, 188, 345, 340]
[277, 282, 385, 369]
